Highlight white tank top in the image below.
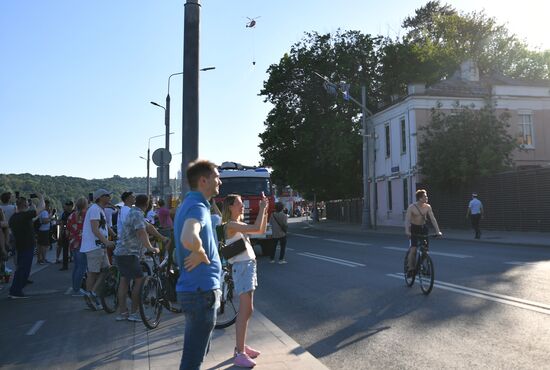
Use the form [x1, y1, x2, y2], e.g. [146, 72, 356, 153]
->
[225, 231, 256, 264]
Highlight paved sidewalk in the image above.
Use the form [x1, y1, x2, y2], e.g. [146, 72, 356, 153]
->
[301, 218, 550, 247]
[0, 247, 329, 370]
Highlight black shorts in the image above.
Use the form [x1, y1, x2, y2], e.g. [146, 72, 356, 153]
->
[410, 224, 428, 248]
[114, 255, 144, 279]
[37, 230, 50, 246]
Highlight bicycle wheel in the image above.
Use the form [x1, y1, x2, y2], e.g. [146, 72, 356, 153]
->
[403, 250, 415, 287]
[418, 254, 434, 295]
[215, 270, 239, 329]
[139, 275, 163, 329]
[100, 266, 119, 313]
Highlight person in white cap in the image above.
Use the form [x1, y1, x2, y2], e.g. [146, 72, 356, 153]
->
[466, 193, 484, 239]
[80, 188, 116, 310]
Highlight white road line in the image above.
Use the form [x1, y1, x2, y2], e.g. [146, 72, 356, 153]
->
[383, 246, 472, 259]
[298, 253, 358, 267]
[385, 273, 550, 315]
[324, 238, 372, 246]
[299, 252, 365, 267]
[64, 287, 72, 295]
[292, 233, 319, 239]
[26, 320, 45, 335]
[504, 261, 540, 266]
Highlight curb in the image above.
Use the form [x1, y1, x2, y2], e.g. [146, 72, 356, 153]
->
[301, 220, 550, 248]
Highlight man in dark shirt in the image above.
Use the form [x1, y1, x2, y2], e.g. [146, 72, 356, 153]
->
[9, 194, 45, 299]
[59, 200, 74, 270]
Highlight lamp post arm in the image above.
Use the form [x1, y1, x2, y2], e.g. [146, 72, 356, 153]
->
[168, 72, 184, 95]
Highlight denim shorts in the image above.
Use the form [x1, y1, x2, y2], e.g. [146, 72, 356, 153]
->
[232, 259, 257, 295]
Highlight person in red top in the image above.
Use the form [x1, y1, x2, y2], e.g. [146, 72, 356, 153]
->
[156, 199, 173, 232]
[68, 197, 88, 296]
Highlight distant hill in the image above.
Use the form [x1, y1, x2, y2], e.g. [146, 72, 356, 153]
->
[0, 173, 151, 210]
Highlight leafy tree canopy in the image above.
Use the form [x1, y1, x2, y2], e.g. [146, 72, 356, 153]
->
[418, 103, 516, 187]
[259, 30, 382, 200]
[0, 173, 149, 211]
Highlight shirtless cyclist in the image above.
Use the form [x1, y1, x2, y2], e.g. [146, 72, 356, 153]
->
[404, 189, 442, 276]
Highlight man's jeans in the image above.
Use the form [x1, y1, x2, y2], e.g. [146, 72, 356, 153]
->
[9, 247, 34, 296]
[177, 289, 220, 370]
[72, 250, 88, 293]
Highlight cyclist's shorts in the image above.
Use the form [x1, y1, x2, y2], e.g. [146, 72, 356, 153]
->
[114, 255, 143, 279]
[410, 224, 429, 248]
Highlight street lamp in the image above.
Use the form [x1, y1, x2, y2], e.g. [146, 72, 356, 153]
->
[151, 66, 215, 199]
[143, 132, 174, 198]
[314, 71, 374, 229]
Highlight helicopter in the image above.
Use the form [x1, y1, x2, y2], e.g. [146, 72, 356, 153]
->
[245, 16, 260, 28]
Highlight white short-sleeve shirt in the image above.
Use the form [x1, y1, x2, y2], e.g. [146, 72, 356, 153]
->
[80, 203, 108, 253]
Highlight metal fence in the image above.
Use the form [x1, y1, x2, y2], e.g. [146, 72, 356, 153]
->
[326, 167, 550, 232]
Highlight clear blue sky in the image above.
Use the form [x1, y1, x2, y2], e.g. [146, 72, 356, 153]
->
[1, 0, 548, 180]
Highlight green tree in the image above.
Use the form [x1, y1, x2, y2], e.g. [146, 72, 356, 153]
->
[379, 1, 550, 100]
[259, 30, 382, 200]
[418, 103, 516, 187]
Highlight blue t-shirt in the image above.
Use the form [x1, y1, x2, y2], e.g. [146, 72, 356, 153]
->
[174, 191, 221, 292]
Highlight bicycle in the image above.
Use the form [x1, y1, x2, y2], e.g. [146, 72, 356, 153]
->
[403, 234, 439, 295]
[215, 262, 239, 329]
[100, 257, 151, 314]
[139, 252, 181, 329]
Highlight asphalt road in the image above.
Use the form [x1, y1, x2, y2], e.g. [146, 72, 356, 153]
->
[254, 220, 550, 369]
[1, 221, 549, 369]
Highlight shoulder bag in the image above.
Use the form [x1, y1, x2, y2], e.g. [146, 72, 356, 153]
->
[217, 223, 247, 260]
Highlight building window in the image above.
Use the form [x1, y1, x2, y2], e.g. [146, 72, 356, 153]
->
[400, 118, 407, 154]
[387, 180, 392, 211]
[518, 113, 534, 148]
[385, 123, 391, 158]
[403, 178, 408, 210]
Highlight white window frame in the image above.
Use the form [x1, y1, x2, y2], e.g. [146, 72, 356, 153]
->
[518, 111, 535, 149]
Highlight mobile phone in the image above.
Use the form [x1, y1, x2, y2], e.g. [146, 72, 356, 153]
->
[30, 193, 38, 198]
[88, 193, 94, 202]
[15, 191, 20, 198]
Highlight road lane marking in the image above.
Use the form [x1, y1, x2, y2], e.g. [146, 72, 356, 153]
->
[292, 233, 319, 239]
[385, 273, 550, 315]
[26, 320, 45, 335]
[324, 238, 372, 246]
[504, 261, 541, 266]
[383, 247, 472, 259]
[299, 252, 365, 267]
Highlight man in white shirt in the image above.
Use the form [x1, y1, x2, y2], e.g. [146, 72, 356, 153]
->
[466, 193, 484, 239]
[116, 191, 135, 233]
[80, 188, 116, 310]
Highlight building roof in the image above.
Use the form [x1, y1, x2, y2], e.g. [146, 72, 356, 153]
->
[424, 74, 550, 98]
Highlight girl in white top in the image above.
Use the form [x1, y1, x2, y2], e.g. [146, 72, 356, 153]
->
[222, 193, 268, 367]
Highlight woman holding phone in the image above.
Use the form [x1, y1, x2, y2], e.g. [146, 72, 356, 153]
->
[221, 192, 268, 368]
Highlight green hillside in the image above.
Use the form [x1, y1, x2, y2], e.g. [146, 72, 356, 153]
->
[0, 173, 150, 210]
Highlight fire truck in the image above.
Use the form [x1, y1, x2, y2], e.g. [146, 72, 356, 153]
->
[214, 162, 275, 254]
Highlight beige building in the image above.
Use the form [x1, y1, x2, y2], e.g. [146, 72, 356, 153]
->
[369, 61, 550, 227]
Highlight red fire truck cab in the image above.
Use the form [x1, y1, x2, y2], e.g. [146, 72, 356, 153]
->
[214, 162, 275, 253]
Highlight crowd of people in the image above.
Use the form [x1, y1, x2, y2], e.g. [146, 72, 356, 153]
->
[0, 190, 171, 302]
[0, 159, 292, 369]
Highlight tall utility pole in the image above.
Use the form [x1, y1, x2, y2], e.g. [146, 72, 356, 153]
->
[182, 0, 200, 196]
[360, 86, 371, 230]
[314, 71, 373, 229]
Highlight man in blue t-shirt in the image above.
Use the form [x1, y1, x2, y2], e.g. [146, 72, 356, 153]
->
[174, 159, 222, 370]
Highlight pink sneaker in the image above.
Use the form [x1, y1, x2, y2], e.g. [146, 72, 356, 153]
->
[244, 345, 261, 359]
[234, 353, 256, 368]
